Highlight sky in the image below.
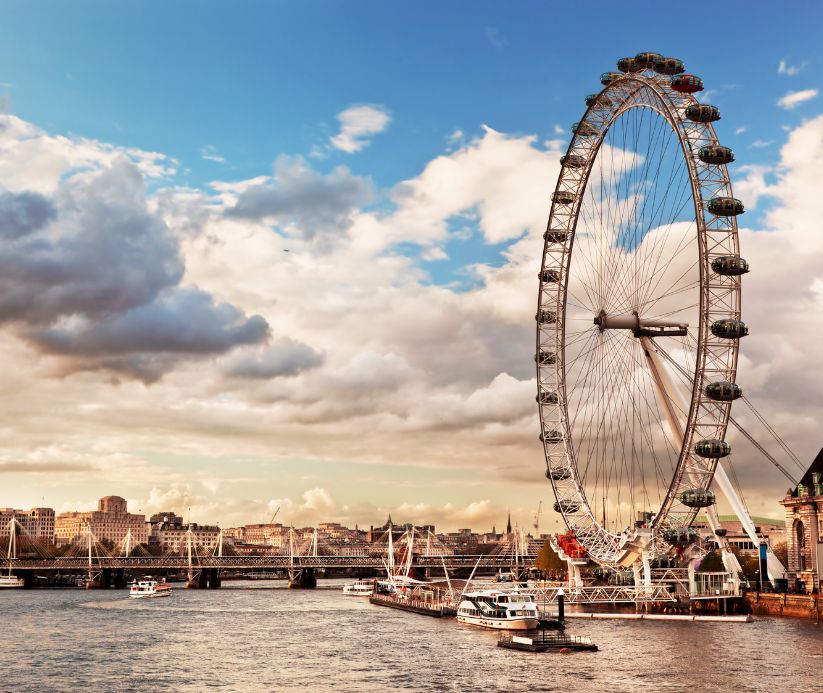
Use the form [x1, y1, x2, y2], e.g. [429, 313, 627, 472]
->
[0, 1, 822, 533]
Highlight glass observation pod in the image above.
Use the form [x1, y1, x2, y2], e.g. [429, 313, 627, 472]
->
[544, 229, 569, 244]
[671, 74, 704, 93]
[663, 527, 698, 545]
[552, 190, 576, 204]
[714, 528, 728, 537]
[680, 489, 716, 509]
[585, 93, 613, 108]
[712, 255, 750, 276]
[652, 56, 685, 75]
[554, 500, 580, 514]
[707, 197, 745, 216]
[699, 145, 735, 165]
[711, 319, 749, 339]
[536, 310, 557, 325]
[633, 52, 663, 69]
[694, 439, 732, 459]
[704, 381, 743, 402]
[560, 154, 587, 168]
[600, 72, 622, 86]
[539, 268, 560, 283]
[546, 467, 571, 481]
[540, 430, 564, 444]
[534, 351, 557, 365]
[537, 390, 559, 405]
[685, 104, 721, 123]
[572, 121, 599, 137]
[616, 57, 641, 73]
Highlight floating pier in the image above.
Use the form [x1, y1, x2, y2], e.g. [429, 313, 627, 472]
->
[497, 632, 598, 653]
[564, 612, 752, 623]
[369, 592, 455, 617]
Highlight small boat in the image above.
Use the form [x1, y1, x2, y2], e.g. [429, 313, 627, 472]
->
[342, 579, 374, 597]
[457, 589, 541, 630]
[129, 577, 172, 598]
[0, 575, 24, 589]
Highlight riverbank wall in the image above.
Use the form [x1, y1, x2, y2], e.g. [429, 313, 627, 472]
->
[744, 592, 821, 621]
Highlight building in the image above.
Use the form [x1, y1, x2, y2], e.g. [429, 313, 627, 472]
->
[148, 515, 220, 554]
[780, 448, 823, 592]
[693, 515, 786, 556]
[55, 496, 147, 546]
[0, 507, 55, 543]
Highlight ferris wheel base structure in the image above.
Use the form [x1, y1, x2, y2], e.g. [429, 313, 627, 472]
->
[536, 51, 787, 586]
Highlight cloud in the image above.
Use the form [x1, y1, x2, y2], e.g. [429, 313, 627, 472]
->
[749, 140, 774, 148]
[0, 190, 56, 238]
[200, 145, 225, 163]
[0, 461, 93, 473]
[485, 27, 508, 50]
[777, 89, 818, 109]
[221, 338, 324, 379]
[226, 154, 374, 237]
[777, 59, 806, 76]
[329, 104, 391, 153]
[735, 126, 747, 136]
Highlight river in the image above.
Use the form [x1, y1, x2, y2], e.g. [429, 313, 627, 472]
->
[1, 579, 820, 692]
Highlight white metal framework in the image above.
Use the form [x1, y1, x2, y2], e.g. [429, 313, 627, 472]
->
[537, 60, 743, 569]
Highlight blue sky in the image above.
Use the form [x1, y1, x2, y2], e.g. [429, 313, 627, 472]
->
[0, 2, 821, 530]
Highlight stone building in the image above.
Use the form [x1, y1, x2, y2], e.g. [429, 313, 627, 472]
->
[55, 496, 147, 546]
[780, 448, 823, 592]
[0, 507, 55, 543]
[148, 515, 220, 554]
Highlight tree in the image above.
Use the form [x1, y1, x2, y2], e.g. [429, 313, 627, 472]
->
[698, 550, 725, 572]
[771, 541, 788, 568]
[535, 540, 564, 578]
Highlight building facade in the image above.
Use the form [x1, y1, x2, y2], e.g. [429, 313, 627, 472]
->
[148, 519, 220, 554]
[55, 496, 147, 546]
[0, 507, 55, 543]
[780, 449, 823, 592]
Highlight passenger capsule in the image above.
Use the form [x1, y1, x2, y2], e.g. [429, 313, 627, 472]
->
[572, 121, 599, 137]
[600, 72, 622, 86]
[546, 467, 571, 481]
[540, 430, 564, 444]
[560, 154, 586, 168]
[694, 439, 731, 459]
[553, 500, 580, 514]
[552, 190, 575, 205]
[536, 310, 557, 324]
[616, 57, 641, 73]
[652, 56, 685, 76]
[712, 255, 749, 276]
[536, 391, 559, 405]
[671, 74, 704, 94]
[634, 52, 663, 70]
[711, 319, 749, 339]
[662, 527, 698, 545]
[704, 381, 742, 402]
[544, 229, 569, 244]
[539, 268, 560, 283]
[685, 104, 721, 123]
[534, 351, 557, 365]
[698, 145, 735, 165]
[585, 93, 613, 108]
[707, 197, 744, 216]
[714, 528, 728, 537]
[679, 489, 716, 509]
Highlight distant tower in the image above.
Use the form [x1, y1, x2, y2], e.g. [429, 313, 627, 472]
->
[506, 512, 512, 535]
[387, 513, 393, 527]
[492, 525, 496, 535]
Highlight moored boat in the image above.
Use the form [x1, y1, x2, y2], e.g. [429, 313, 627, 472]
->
[456, 589, 540, 630]
[129, 577, 172, 598]
[342, 579, 374, 597]
[0, 575, 24, 589]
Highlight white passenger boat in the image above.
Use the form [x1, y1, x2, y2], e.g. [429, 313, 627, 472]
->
[0, 575, 24, 589]
[129, 577, 172, 598]
[456, 589, 540, 630]
[342, 579, 374, 597]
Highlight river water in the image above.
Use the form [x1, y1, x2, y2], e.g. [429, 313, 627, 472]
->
[1, 579, 820, 692]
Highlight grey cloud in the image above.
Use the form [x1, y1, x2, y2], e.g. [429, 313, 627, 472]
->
[0, 461, 94, 473]
[0, 190, 56, 238]
[226, 155, 374, 236]
[27, 288, 269, 381]
[223, 338, 324, 379]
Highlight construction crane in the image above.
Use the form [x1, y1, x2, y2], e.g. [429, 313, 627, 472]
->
[268, 506, 280, 524]
[533, 500, 542, 536]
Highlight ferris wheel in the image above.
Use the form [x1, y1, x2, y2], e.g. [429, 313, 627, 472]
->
[536, 52, 750, 570]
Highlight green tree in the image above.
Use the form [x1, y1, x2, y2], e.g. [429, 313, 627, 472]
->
[698, 550, 725, 572]
[535, 540, 564, 578]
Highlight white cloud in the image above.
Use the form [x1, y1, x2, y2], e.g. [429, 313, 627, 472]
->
[200, 145, 225, 163]
[777, 59, 806, 76]
[735, 126, 747, 136]
[330, 104, 391, 153]
[749, 139, 774, 148]
[777, 89, 818, 109]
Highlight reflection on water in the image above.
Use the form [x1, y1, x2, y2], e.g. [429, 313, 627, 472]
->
[1, 579, 819, 692]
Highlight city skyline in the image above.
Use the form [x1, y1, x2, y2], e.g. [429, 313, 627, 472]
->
[0, 4, 822, 532]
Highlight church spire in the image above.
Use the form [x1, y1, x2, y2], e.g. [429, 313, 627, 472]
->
[506, 511, 512, 535]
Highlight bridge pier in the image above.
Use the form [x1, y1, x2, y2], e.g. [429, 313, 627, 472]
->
[288, 568, 317, 589]
[207, 568, 221, 589]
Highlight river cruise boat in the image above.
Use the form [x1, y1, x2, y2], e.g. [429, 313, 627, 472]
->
[456, 589, 540, 630]
[342, 579, 374, 597]
[129, 577, 172, 599]
[0, 575, 24, 588]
